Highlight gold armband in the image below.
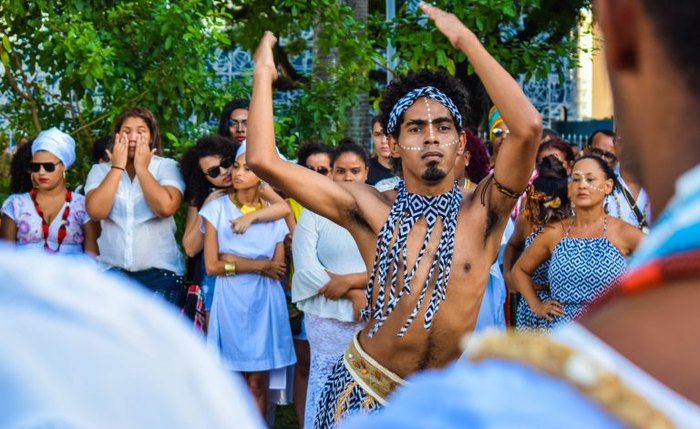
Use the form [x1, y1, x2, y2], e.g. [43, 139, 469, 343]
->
[224, 262, 237, 277]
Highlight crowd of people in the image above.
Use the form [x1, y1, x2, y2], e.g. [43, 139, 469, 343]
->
[0, 48, 652, 429]
[2, 0, 699, 428]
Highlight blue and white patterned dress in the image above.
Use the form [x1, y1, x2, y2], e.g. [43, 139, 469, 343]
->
[515, 230, 553, 331]
[547, 216, 626, 327]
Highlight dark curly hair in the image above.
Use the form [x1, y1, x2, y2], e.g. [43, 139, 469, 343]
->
[332, 140, 369, 167]
[218, 99, 249, 139]
[92, 135, 113, 164]
[524, 155, 571, 227]
[378, 68, 470, 140]
[465, 130, 490, 183]
[114, 107, 162, 155]
[9, 140, 34, 194]
[295, 141, 333, 166]
[180, 135, 238, 209]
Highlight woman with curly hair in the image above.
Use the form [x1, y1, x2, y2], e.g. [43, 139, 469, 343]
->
[503, 155, 571, 330]
[464, 129, 491, 186]
[180, 135, 292, 322]
[1, 128, 98, 257]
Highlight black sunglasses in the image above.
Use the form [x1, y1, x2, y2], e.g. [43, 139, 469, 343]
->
[204, 157, 234, 178]
[590, 147, 617, 163]
[306, 165, 329, 175]
[28, 161, 62, 173]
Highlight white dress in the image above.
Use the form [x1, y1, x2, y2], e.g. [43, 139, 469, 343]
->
[199, 194, 295, 372]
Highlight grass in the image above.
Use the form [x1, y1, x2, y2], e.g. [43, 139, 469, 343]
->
[273, 404, 299, 429]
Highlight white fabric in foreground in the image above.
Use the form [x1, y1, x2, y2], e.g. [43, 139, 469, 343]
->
[0, 245, 264, 429]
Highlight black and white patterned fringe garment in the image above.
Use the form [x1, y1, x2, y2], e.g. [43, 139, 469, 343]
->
[363, 179, 463, 337]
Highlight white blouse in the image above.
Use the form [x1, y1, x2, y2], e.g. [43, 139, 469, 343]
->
[291, 209, 366, 323]
[84, 156, 185, 274]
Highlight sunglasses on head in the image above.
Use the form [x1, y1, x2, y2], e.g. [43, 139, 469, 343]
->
[204, 157, 234, 178]
[28, 161, 62, 173]
[492, 127, 509, 138]
[590, 147, 617, 163]
[306, 165, 329, 176]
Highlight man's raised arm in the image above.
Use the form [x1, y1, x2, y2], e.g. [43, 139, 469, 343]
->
[422, 3, 541, 208]
[246, 32, 359, 226]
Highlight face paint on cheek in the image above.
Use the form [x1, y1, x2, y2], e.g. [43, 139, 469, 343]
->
[572, 170, 606, 193]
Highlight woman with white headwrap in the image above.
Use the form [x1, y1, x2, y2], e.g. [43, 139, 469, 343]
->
[1, 128, 99, 256]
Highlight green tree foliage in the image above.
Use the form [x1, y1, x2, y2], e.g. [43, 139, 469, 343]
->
[0, 0, 231, 187]
[0, 0, 589, 191]
[224, 0, 589, 148]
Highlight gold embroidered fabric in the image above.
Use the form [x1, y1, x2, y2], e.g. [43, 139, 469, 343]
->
[343, 333, 406, 406]
[466, 331, 674, 429]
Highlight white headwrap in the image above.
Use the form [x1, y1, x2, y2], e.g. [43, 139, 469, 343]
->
[32, 128, 76, 169]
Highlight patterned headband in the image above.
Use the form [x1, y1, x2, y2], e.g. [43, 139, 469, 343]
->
[386, 86, 463, 135]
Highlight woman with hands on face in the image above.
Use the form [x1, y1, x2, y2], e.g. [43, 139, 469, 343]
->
[510, 156, 643, 327]
[85, 107, 186, 305]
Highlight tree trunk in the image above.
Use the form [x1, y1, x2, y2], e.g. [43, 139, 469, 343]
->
[343, 0, 369, 149]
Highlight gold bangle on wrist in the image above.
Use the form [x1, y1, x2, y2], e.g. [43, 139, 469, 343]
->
[224, 262, 237, 277]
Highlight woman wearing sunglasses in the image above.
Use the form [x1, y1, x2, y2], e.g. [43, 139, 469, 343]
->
[1, 128, 99, 257]
[85, 107, 185, 305]
[180, 135, 291, 325]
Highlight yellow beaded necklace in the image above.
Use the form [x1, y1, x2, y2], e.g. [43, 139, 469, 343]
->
[230, 193, 263, 215]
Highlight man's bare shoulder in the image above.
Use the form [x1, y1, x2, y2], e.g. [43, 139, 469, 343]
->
[338, 182, 393, 232]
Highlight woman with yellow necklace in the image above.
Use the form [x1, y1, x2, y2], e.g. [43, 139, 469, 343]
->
[200, 142, 295, 417]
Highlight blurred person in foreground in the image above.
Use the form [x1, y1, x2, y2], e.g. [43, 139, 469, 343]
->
[0, 244, 264, 429]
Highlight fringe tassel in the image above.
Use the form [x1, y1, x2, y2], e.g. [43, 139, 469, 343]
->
[334, 381, 359, 422]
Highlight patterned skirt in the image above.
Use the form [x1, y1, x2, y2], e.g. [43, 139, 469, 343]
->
[313, 334, 403, 428]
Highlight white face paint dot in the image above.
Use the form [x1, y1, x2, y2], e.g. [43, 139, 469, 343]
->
[571, 170, 606, 193]
[424, 97, 435, 141]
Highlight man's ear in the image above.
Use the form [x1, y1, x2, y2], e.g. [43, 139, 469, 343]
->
[457, 130, 466, 156]
[595, 0, 640, 71]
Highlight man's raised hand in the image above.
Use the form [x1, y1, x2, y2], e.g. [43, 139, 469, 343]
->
[419, 2, 472, 49]
[253, 31, 278, 81]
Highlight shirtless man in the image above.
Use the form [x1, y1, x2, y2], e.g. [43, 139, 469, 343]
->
[246, 4, 541, 426]
[338, 0, 700, 427]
